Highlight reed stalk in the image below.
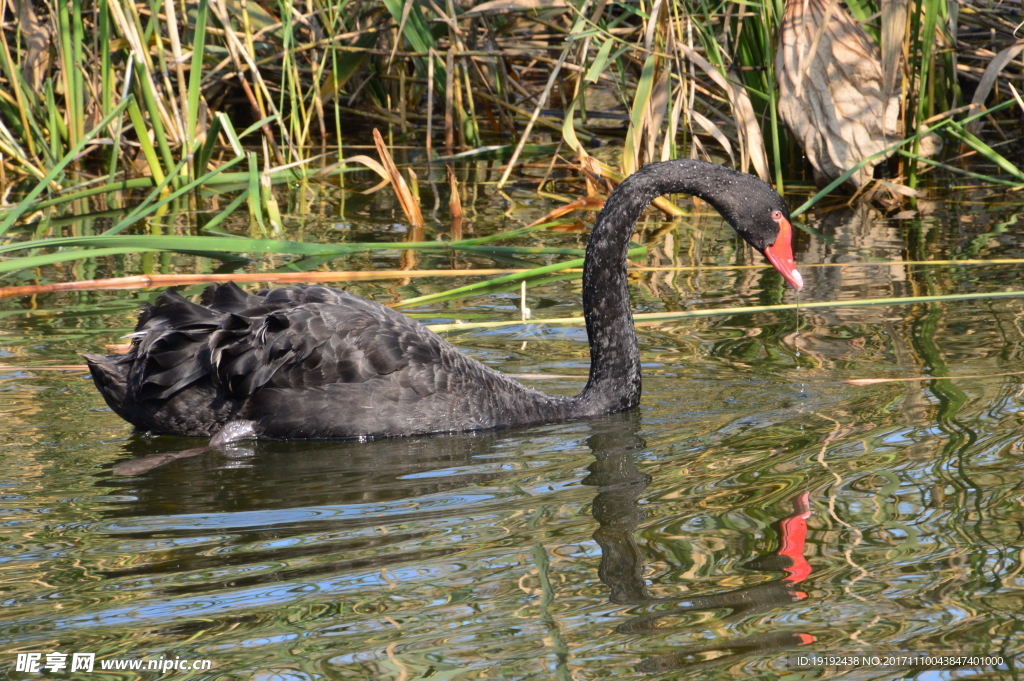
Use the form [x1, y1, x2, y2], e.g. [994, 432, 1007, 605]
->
[427, 290, 1024, 333]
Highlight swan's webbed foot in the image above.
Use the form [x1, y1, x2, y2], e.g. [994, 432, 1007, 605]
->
[112, 446, 209, 476]
[209, 420, 258, 447]
[111, 421, 258, 476]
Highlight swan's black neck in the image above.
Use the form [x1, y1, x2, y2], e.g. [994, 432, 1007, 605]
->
[576, 160, 769, 415]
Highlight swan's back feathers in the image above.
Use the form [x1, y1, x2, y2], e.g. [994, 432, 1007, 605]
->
[85, 283, 565, 438]
[208, 301, 441, 395]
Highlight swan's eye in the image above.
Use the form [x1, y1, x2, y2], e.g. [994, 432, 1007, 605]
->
[771, 210, 784, 221]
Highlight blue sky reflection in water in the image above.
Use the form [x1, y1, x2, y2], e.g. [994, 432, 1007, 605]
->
[2, 184, 1024, 679]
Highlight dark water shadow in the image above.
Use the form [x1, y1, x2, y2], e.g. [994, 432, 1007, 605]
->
[100, 426, 538, 517]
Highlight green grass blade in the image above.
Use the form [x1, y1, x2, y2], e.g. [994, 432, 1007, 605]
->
[0, 234, 599, 259]
[199, 188, 251, 233]
[44, 82, 64, 161]
[897, 150, 1024, 187]
[133, 58, 177, 184]
[56, 0, 79, 148]
[127, 96, 166, 184]
[247, 152, 264, 229]
[0, 232, 636, 278]
[105, 155, 245, 235]
[562, 88, 584, 154]
[71, 0, 85, 143]
[186, 0, 210, 152]
[0, 178, 155, 216]
[380, 0, 445, 93]
[426, 290, 1024, 332]
[623, 53, 657, 174]
[408, 271, 584, 310]
[0, 95, 135, 237]
[0, 235, 353, 258]
[195, 112, 224, 176]
[238, 115, 281, 142]
[584, 38, 614, 84]
[100, 0, 113, 117]
[0, 247, 160, 275]
[215, 112, 245, 156]
[943, 122, 1024, 182]
[792, 99, 1018, 216]
[104, 156, 189, 234]
[394, 246, 648, 309]
[455, 222, 574, 245]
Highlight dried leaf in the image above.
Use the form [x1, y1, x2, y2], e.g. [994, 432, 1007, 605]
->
[845, 370, 1024, 385]
[875, 180, 918, 197]
[966, 41, 1024, 134]
[462, 0, 569, 15]
[342, 154, 391, 194]
[544, 220, 587, 233]
[446, 164, 462, 240]
[526, 196, 605, 227]
[776, 0, 901, 189]
[880, 0, 908, 105]
[679, 45, 770, 182]
[573, 151, 685, 217]
[643, 56, 670, 167]
[624, 54, 658, 176]
[11, 0, 52, 91]
[348, 152, 387, 182]
[371, 128, 424, 225]
[690, 110, 736, 166]
[1010, 83, 1024, 115]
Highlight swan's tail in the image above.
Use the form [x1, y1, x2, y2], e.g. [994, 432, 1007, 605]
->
[82, 288, 240, 436]
[82, 282, 355, 436]
[83, 352, 132, 421]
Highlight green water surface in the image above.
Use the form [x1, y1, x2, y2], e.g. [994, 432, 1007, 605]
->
[2, 175, 1024, 679]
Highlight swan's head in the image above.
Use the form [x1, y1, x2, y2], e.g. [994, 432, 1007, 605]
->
[727, 200, 804, 291]
[674, 162, 803, 291]
[609, 160, 805, 290]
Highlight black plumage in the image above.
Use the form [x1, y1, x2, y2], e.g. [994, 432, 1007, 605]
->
[85, 160, 802, 443]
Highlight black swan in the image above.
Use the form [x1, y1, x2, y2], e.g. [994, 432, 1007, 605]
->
[85, 160, 803, 444]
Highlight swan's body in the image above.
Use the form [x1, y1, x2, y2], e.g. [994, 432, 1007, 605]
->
[85, 160, 802, 442]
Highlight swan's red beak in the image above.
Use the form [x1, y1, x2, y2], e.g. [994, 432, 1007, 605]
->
[764, 218, 804, 290]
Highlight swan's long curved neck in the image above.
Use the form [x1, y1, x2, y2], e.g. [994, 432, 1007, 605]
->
[575, 160, 748, 415]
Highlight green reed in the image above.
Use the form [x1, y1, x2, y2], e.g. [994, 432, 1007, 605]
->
[0, 0, 1020, 289]
[2, 0, 1014, 190]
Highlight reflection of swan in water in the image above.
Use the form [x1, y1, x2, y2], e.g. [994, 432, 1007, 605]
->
[105, 429, 521, 509]
[98, 431, 530, 592]
[581, 419, 814, 672]
[106, 415, 814, 674]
